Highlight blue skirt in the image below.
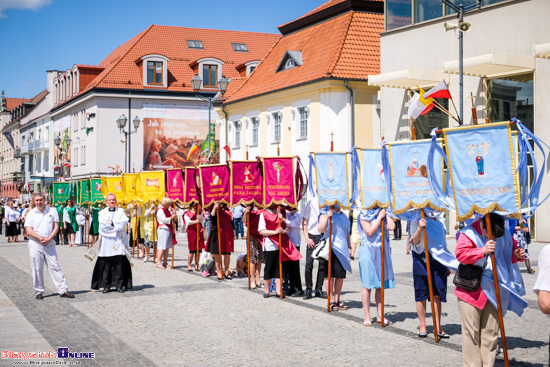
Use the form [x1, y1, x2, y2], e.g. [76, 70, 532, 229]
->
[412, 251, 448, 302]
[358, 244, 395, 289]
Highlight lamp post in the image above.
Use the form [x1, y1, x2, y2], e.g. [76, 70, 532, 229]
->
[116, 114, 141, 173]
[191, 74, 229, 164]
[441, 0, 481, 125]
[54, 134, 71, 178]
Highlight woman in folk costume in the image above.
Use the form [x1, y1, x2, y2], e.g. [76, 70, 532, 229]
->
[63, 199, 79, 247]
[92, 193, 132, 293]
[408, 208, 458, 338]
[358, 207, 395, 325]
[156, 197, 177, 270]
[206, 202, 234, 280]
[184, 202, 205, 271]
[242, 205, 265, 289]
[455, 213, 526, 366]
[318, 205, 352, 311]
[258, 204, 302, 297]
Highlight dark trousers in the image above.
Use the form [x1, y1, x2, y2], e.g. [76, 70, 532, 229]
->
[305, 234, 325, 292]
[394, 219, 402, 240]
[284, 249, 303, 293]
[233, 217, 243, 238]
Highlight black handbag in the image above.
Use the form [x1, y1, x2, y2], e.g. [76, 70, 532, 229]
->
[453, 256, 488, 292]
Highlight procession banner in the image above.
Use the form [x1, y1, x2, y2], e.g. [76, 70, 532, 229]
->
[51, 182, 71, 205]
[199, 164, 230, 207]
[166, 168, 185, 204]
[511, 131, 520, 197]
[143, 104, 219, 171]
[388, 139, 446, 214]
[230, 161, 263, 207]
[101, 176, 125, 203]
[183, 168, 200, 206]
[77, 179, 91, 205]
[262, 157, 297, 208]
[312, 152, 349, 209]
[89, 178, 104, 204]
[358, 148, 389, 209]
[139, 171, 165, 204]
[122, 173, 138, 203]
[443, 122, 521, 221]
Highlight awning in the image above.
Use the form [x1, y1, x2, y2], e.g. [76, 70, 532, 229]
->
[535, 43, 550, 59]
[443, 52, 534, 78]
[368, 68, 447, 89]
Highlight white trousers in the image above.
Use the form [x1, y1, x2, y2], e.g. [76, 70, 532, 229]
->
[28, 240, 69, 295]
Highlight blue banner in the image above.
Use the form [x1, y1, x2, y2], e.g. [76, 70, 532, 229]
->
[359, 148, 389, 209]
[444, 123, 521, 221]
[314, 152, 349, 209]
[388, 140, 446, 214]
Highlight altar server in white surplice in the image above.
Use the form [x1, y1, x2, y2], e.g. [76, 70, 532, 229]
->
[91, 193, 133, 293]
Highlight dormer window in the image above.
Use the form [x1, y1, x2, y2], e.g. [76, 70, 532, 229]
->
[232, 43, 248, 52]
[277, 51, 303, 72]
[141, 54, 170, 88]
[194, 58, 224, 89]
[187, 40, 204, 49]
[285, 59, 296, 69]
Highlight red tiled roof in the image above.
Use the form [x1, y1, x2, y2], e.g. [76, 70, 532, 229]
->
[75, 25, 279, 95]
[278, 0, 348, 29]
[5, 98, 30, 111]
[224, 11, 383, 104]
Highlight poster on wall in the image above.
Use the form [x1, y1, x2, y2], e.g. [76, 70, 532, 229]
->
[53, 115, 71, 178]
[143, 104, 219, 171]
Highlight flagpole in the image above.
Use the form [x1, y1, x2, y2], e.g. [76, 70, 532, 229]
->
[470, 93, 478, 125]
[196, 203, 201, 271]
[153, 207, 157, 263]
[410, 117, 416, 140]
[217, 205, 224, 280]
[278, 205, 283, 299]
[328, 132, 334, 313]
[247, 204, 251, 290]
[171, 202, 175, 269]
[432, 100, 460, 124]
[380, 217, 385, 326]
[132, 202, 138, 257]
[421, 209, 439, 343]
[485, 213, 509, 367]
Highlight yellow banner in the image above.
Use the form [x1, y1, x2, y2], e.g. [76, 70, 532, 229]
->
[101, 176, 125, 203]
[140, 171, 165, 203]
[122, 173, 138, 203]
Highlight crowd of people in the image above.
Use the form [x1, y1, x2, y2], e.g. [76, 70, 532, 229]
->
[4, 192, 549, 366]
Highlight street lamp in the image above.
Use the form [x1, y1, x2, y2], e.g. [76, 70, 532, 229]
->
[191, 74, 229, 163]
[442, 0, 481, 125]
[117, 114, 140, 172]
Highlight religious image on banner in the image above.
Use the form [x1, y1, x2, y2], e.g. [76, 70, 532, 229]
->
[166, 168, 184, 203]
[443, 122, 521, 221]
[184, 168, 200, 206]
[359, 148, 389, 209]
[122, 173, 138, 203]
[230, 161, 263, 207]
[89, 178, 104, 204]
[101, 176, 125, 203]
[51, 182, 71, 205]
[139, 171, 166, 204]
[199, 165, 230, 207]
[142, 104, 219, 171]
[262, 157, 296, 208]
[388, 139, 446, 214]
[313, 153, 349, 209]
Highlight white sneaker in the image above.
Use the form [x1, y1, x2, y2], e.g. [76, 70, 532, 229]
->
[250, 282, 257, 289]
[143, 258, 148, 262]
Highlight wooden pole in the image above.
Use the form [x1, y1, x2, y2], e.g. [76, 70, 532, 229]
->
[132, 203, 138, 257]
[327, 213, 333, 312]
[380, 217, 385, 327]
[171, 202, 175, 269]
[421, 210, 439, 343]
[485, 117, 490, 124]
[217, 206, 224, 280]
[60, 205, 64, 246]
[470, 92, 478, 125]
[153, 208, 157, 262]
[278, 205, 283, 298]
[432, 100, 461, 124]
[485, 214, 509, 366]
[196, 204, 201, 271]
[410, 117, 416, 140]
[247, 206, 251, 290]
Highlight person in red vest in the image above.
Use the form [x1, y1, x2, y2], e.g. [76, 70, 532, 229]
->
[206, 202, 234, 280]
[184, 202, 205, 271]
[243, 205, 265, 289]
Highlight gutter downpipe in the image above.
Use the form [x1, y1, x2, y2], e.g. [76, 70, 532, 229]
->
[344, 80, 355, 148]
[221, 103, 229, 162]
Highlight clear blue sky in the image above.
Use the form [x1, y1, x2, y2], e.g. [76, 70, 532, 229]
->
[0, 0, 326, 99]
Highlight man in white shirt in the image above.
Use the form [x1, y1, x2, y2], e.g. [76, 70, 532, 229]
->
[24, 193, 74, 300]
[534, 244, 550, 315]
[301, 196, 326, 300]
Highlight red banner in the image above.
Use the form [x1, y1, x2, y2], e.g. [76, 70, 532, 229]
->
[262, 157, 297, 208]
[230, 161, 263, 207]
[166, 169, 184, 203]
[183, 168, 200, 206]
[199, 164, 230, 207]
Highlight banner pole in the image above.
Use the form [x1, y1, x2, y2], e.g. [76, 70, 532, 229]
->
[278, 205, 283, 299]
[247, 205, 251, 290]
[470, 92, 478, 125]
[381, 217, 385, 326]
[171, 202, 175, 269]
[421, 210, 439, 342]
[196, 203, 201, 271]
[485, 214, 509, 367]
[132, 202, 138, 257]
[153, 207, 157, 263]
[327, 213, 332, 312]
[217, 206, 224, 280]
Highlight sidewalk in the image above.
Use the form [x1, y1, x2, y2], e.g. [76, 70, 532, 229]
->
[0, 234, 548, 366]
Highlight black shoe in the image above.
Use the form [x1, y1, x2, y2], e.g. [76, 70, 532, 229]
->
[36, 294, 44, 300]
[315, 290, 328, 299]
[60, 291, 74, 298]
[263, 293, 270, 298]
[418, 332, 428, 338]
[102, 288, 110, 293]
[275, 294, 286, 299]
[303, 289, 312, 300]
[292, 290, 304, 298]
[117, 286, 126, 293]
[437, 333, 450, 339]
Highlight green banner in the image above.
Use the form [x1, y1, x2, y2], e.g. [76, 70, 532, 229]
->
[50, 182, 71, 205]
[77, 179, 91, 205]
[90, 178, 104, 204]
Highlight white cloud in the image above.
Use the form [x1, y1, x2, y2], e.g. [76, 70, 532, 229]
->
[0, 0, 52, 18]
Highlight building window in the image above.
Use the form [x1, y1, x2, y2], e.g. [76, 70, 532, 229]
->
[232, 43, 248, 52]
[413, 98, 449, 139]
[147, 61, 163, 85]
[35, 153, 41, 173]
[187, 40, 204, 49]
[43, 152, 49, 171]
[251, 117, 259, 146]
[74, 147, 78, 166]
[298, 107, 309, 140]
[81, 145, 86, 165]
[272, 113, 281, 143]
[203, 64, 218, 87]
[488, 74, 533, 132]
[44, 126, 49, 144]
[234, 121, 241, 149]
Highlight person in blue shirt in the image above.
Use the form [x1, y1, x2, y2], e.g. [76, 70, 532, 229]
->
[232, 205, 245, 239]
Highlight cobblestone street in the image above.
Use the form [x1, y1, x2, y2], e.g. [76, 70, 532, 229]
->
[0, 234, 548, 366]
